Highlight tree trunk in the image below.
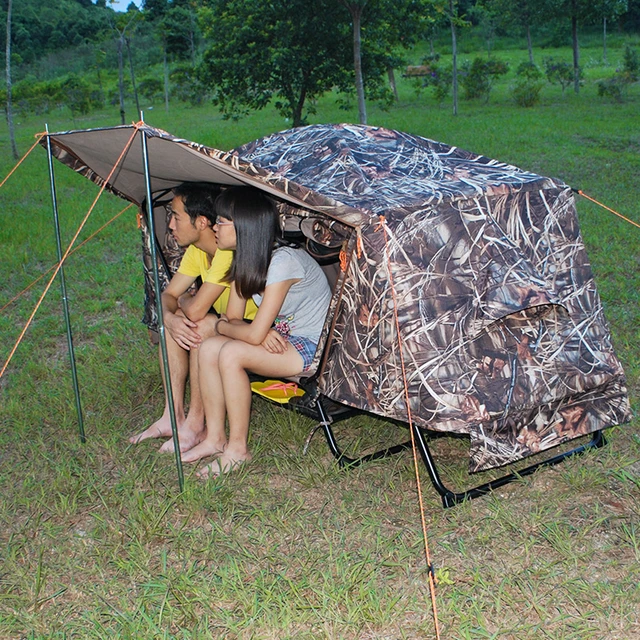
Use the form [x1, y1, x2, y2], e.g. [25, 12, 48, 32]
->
[126, 36, 141, 119]
[118, 35, 126, 124]
[450, 0, 458, 116]
[163, 45, 170, 113]
[189, 9, 197, 68]
[603, 17, 607, 66]
[526, 24, 534, 64]
[571, 3, 580, 94]
[5, 0, 18, 160]
[351, 5, 367, 125]
[387, 66, 398, 101]
[292, 85, 307, 128]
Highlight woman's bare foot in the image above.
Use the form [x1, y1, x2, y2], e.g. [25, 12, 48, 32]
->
[196, 451, 251, 479]
[129, 413, 176, 444]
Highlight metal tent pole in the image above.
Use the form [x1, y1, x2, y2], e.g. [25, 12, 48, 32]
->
[139, 122, 185, 491]
[45, 125, 86, 443]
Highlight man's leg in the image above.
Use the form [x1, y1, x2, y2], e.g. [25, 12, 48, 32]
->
[160, 314, 221, 455]
[129, 330, 189, 443]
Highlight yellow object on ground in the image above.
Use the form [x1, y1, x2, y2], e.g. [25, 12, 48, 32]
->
[250, 380, 305, 403]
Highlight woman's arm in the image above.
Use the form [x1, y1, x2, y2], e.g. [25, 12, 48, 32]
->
[217, 278, 299, 344]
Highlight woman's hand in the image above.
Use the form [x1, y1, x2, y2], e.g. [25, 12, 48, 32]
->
[261, 328, 288, 354]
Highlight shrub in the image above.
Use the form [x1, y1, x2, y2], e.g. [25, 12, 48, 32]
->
[171, 65, 209, 105]
[543, 57, 577, 94]
[423, 64, 453, 104]
[622, 43, 639, 82]
[597, 44, 638, 103]
[596, 76, 626, 102]
[512, 62, 544, 107]
[59, 75, 103, 116]
[138, 77, 164, 103]
[460, 57, 508, 102]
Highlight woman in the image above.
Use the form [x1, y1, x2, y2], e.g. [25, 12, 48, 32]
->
[184, 186, 332, 477]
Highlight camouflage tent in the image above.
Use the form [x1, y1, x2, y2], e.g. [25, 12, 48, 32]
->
[44, 122, 631, 472]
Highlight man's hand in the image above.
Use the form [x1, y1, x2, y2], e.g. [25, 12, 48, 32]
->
[165, 311, 202, 350]
[261, 328, 287, 354]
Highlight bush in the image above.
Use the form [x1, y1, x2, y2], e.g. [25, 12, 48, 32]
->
[460, 57, 508, 102]
[622, 43, 639, 82]
[596, 76, 627, 102]
[59, 75, 103, 116]
[512, 62, 544, 107]
[10, 74, 103, 116]
[422, 62, 453, 105]
[171, 65, 209, 105]
[138, 77, 164, 103]
[597, 44, 638, 103]
[543, 57, 578, 94]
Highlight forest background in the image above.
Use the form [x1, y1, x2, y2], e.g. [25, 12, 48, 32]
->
[2, 0, 640, 138]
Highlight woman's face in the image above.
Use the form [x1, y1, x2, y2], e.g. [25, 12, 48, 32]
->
[213, 215, 237, 250]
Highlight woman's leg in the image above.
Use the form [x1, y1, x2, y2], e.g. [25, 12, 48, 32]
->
[197, 340, 304, 478]
[181, 335, 232, 463]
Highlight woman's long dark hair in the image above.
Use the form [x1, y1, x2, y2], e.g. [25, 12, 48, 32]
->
[216, 186, 281, 299]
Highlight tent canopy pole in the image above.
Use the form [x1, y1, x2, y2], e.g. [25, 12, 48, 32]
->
[45, 124, 85, 443]
[140, 121, 184, 491]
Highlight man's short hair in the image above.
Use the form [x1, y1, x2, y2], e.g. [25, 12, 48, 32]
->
[173, 183, 221, 226]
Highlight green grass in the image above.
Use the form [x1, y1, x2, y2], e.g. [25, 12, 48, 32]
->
[0, 37, 639, 639]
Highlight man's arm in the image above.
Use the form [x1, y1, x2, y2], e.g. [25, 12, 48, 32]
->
[161, 273, 202, 350]
[177, 281, 226, 322]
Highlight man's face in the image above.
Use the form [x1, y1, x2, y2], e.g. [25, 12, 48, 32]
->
[168, 195, 200, 248]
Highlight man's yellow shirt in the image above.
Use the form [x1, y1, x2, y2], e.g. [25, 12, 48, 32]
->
[177, 245, 258, 319]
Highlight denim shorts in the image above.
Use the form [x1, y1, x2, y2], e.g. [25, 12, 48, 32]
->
[287, 335, 318, 372]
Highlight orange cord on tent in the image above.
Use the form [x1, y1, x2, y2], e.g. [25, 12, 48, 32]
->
[0, 203, 134, 314]
[574, 189, 640, 230]
[0, 125, 142, 382]
[0, 132, 46, 190]
[377, 215, 442, 640]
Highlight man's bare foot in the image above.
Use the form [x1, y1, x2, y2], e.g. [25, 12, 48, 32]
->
[129, 414, 176, 444]
[181, 439, 227, 463]
[196, 451, 251, 479]
[158, 426, 204, 454]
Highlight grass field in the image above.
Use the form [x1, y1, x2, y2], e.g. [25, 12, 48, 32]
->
[0, 37, 639, 639]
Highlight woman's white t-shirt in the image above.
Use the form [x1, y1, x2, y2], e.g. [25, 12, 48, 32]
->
[252, 246, 332, 345]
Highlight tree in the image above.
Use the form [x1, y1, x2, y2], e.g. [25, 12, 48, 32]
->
[481, 0, 541, 64]
[447, 0, 468, 115]
[109, 7, 141, 123]
[0, 0, 113, 64]
[198, 0, 352, 127]
[5, 0, 18, 159]
[339, 0, 436, 123]
[593, 0, 628, 64]
[539, 0, 597, 94]
[341, 0, 368, 124]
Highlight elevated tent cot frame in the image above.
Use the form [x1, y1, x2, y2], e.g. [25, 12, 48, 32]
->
[38, 121, 630, 507]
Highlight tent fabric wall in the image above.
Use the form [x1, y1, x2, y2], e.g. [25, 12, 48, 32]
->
[232, 124, 631, 472]
[43, 122, 631, 473]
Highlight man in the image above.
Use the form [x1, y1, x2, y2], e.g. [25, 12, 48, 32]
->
[129, 183, 257, 459]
